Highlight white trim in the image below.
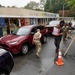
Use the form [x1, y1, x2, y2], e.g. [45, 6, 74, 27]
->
[0, 15, 58, 18]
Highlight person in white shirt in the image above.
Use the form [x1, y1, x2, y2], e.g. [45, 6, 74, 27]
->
[52, 24, 63, 61]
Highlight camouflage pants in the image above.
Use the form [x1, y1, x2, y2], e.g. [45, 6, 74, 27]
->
[33, 40, 41, 55]
[63, 32, 67, 41]
[67, 30, 71, 38]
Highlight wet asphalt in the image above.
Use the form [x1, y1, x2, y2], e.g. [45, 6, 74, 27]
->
[11, 30, 75, 75]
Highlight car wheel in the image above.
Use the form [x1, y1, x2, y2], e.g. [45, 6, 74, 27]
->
[21, 44, 29, 55]
[0, 72, 9, 75]
[42, 36, 47, 43]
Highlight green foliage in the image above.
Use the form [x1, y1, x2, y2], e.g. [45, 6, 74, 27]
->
[67, 0, 75, 6]
[40, 0, 46, 5]
[44, 0, 51, 12]
[24, 1, 39, 10]
[11, 6, 17, 8]
[66, 0, 75, 16]
[44, 0, 70, 13]
[0, 4, 5, 7]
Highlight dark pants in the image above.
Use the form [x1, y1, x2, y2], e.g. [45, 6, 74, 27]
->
[54, 36, 62, 61]
[54, 36, 62, 53]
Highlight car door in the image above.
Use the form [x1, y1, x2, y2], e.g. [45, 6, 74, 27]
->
[28, 27, 36, 46]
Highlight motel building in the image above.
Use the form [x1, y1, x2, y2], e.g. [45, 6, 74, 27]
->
[0, 7, 59, 27]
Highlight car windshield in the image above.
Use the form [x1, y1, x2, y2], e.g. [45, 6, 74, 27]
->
[12, 27, 30, 36]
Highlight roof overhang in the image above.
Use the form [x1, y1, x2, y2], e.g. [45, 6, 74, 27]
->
[0, 15, 58, 18]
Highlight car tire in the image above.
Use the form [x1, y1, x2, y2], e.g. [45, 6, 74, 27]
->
[21, 44, 29, 55]
[0, 72, 9, 75]
[42, 36, 47, 43]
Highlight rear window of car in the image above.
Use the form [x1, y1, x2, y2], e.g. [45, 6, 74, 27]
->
[49, 20, 60, 26]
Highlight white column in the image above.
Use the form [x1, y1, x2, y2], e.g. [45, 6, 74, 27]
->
[35, 18, 38, 25]
[18, 18, 21, 27]
[45, 18, 47, 25]
[47, 18, 48, 24]
[8, 18, 10, 24]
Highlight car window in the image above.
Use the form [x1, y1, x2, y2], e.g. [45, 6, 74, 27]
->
[40, 26, 44, 30]
[30, 27, 36, 35]
[12, 27, 30, 36]
[31, 28, 35, 32]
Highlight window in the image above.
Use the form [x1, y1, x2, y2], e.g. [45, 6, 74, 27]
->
[37, 26, 44, 30]
[40, 26, 44, 30]
[31, 28, 36, 33]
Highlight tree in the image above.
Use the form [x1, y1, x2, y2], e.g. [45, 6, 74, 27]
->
[0, 4, 5, 7]
[40, 0, 46, 5]
[0, 4, 2, 7]
[11, 6, 17, 8]
[39, 0, 46, 10]
[44, 0, 51, 12]
[66, 0, 75, 16]
[24, 1, 39, 10]
[44, 0, 70, 13]
[7, 6, 10, 8]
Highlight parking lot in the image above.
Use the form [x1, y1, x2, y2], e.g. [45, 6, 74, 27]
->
[10, 30, 75, 75]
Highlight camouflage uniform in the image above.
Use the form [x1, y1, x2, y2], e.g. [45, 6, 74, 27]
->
[62, 25, 68, 41]
[33, 29, 42, 57]
[67, 22, 72, 38]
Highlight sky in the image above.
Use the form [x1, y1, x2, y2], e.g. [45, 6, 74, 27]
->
[0, 0, 40, 7]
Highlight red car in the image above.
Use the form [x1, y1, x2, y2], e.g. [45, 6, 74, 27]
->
[0, 25, 47, 55]
[46, 20, 60, 34]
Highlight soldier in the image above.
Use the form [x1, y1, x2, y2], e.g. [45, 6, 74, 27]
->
[33, 29, 42, 57]
[60, 20, 65, 28]
[67, 22, 72, 38]
[62, 23, 69, 41]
